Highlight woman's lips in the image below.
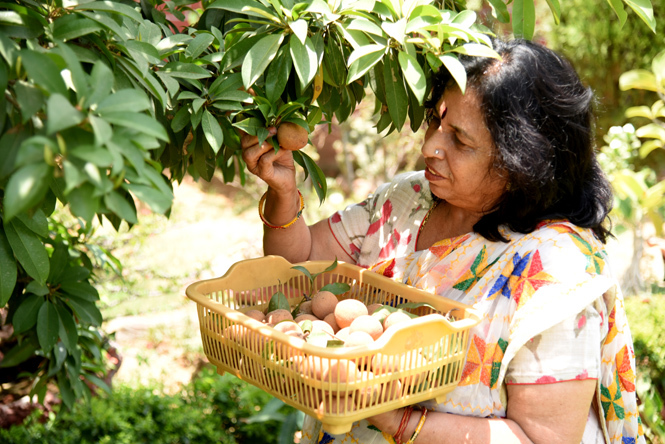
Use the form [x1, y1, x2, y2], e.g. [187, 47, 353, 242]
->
[425, 165, 446, 181]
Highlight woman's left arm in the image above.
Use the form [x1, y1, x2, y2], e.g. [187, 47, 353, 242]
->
[367, 378, 596, 444]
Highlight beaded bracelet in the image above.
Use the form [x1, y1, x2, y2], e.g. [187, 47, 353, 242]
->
[405, 408, 428, 444]
[258, 189, 304, 229]
[394, 406, 414, 444]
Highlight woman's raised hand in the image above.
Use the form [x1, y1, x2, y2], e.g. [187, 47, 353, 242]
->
[241, 128, 297, 193]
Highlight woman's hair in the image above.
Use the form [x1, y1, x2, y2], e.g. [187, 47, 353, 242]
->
[428, 38, 613, 243]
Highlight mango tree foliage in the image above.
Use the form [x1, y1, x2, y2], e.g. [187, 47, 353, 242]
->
[0, 0, 657, 411]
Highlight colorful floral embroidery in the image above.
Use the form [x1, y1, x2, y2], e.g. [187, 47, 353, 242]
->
[601, 371, 626, 421]
[459, 335, 507, 388]
[454, 246, 499, 291]
[616, 345, 636, 393]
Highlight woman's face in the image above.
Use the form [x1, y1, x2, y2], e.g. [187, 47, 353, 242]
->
[422, 86, 507, 214]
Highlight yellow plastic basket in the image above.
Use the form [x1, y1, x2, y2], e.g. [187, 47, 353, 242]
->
[186, 256, 480, 434]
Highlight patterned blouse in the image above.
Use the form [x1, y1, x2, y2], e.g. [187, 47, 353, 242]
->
[300, 171, 644, 444]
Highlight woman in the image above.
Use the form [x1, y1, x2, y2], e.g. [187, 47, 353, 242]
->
[241, 39, 643, 444]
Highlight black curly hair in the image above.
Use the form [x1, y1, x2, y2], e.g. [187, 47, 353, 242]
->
[428, 38, 613, 243]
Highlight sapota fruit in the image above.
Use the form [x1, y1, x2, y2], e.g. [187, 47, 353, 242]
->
[276, 122, 308, 150]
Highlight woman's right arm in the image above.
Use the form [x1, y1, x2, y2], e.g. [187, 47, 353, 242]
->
[241, 130, 353, 264]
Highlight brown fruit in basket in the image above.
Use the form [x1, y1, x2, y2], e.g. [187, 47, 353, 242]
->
[298, 300, 314, 315]
[323, 313, 340, 333]
[379, 379, 402, 402]
[273, 320, 301, 335]
[334, 299, 368, 329]
[335, 327, 351, 342]
[344, 331, 374, 348]
[222, 324, 245, 342]
[383, 311, 412, 331]
[277, 122, 309, 151]
[349, 315, 384, 340]
[295, 313, 318, 323]
[366, 303, 383, 315]
[356, 371, 381, 407]
[245, 309, 266, 322]
[323, 359, 359, 385]
[266, 309, 293, 325]
[311, 290, 338, 319]
[291, 355, 330, 379]
[317, 395, 355, 414]
[311, 319, 335, 336]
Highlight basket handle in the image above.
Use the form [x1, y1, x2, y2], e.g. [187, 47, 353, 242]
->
[376, 312, 478, 354]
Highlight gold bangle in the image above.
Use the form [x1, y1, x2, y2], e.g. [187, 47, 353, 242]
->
[258, 190, 304, 229]
[405, 408, 428, 444]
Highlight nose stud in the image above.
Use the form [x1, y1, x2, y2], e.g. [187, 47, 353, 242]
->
[435, 150, 440, 155]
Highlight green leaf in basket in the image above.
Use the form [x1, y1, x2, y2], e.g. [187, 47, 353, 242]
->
[396, 302, 436, 311]
[291, 265, 314, 282]
[319, 282, 350, 296]
[326, 339, 345, 348]
[268, 291, 290, 312]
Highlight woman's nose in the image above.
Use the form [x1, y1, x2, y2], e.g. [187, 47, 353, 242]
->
[422, 130, 445, 158]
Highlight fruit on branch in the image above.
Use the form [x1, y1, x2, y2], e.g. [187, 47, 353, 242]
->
[276, 122, 309, 151]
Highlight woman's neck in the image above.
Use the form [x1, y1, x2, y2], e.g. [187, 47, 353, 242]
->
[416, 201, 483, 250]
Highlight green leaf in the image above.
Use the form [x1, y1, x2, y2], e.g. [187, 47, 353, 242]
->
[397, 51, 426, 105]
[0, 335, 39, 368]
[451, 43, 501, 59]
[74, 1, 144, 22]
[297, 150, 327, 203]
[14, 80, 45, 123]
[37, 302, 59, 354]
[101, 112, 169, 141]
[4, 219, 50, 285]
[289, 19, 309, 44]
[67, 184, 100, 224]
[382, 18, 406, 45]
[20, 49, 67, 96]
[64, 295, 103, 326]
[83, 373, 112, 396]
[625, 105, 653, 119]
[12, 294, 44, 333]
[636, 123, 665, 141]
[162, 62, 212, 79]
[382, 52, 408, 131]
[268, 291, 291, 312]
[0, 229, 17, 306]
[319, 282, 350, 295]
[3, 163, 53, 223]
[105, 190, 138, 224]
[290, 34, 318, 90]
[48, 242, 68, 283]
[60, 281, 99, 302]
[96, 89, 151, 114]
[69, 144, 114, 167]
[52, 14, 103, 41]
[232, 117, 266, 136]
[619, 69, 658, 92]
[125, 183, 172, 214]
[17, 209, 48, 238]
[605, 0, 628, 28]
[85, 60, 114, 108]
[485, 0, 510, 23]
[242, 33, 284, 89]
[185, 33, 215, 60]
[625, 0, 657, 33]
[221, 34, 263, 71]
[26, 281, 48, 297]
[46, 94, 84, 134]
[89, 115, 113, 146]
[543, 0, 561, 25]
[265, 45, 292, 103]
[512, 0, 536, 40]
[347, 45, 386, 84]
[201, 110, 224, 154]
[440, 54, 467, 94]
